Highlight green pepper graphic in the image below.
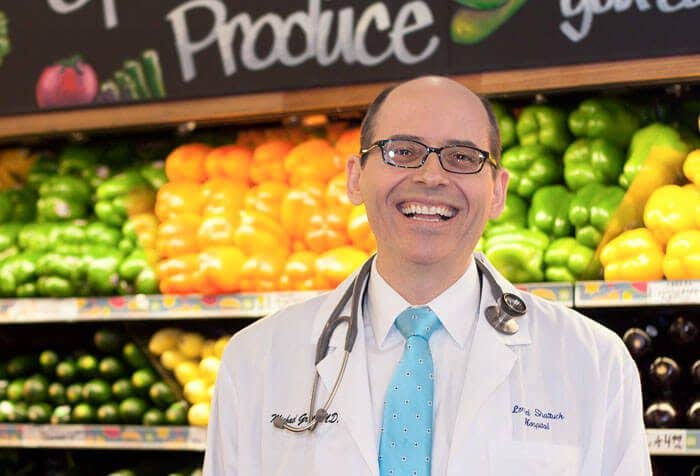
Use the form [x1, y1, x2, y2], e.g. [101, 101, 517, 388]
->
[451, 0, 529, 45]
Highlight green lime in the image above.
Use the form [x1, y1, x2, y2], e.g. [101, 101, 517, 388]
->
[112, 378, 135, 401]
[22, 375, 48, 403]
[123, 342, 149, 369]
[164, 400, 189, 425]
[108, 470, 137, 476]
[7, 378, 25, 402]
[51, 404, 72, 424]
[77, 354, 99, 379]
[0, 400, 13, 422]
[94, 328, 125, 354]
[39, 350, 59, 375]
[142, 407, 165, 426]
[48, 382, 67, 405]
[0, 379, 8, 400]
[55, 359, 77, 384]
[66, 383, 83, 404]
[6, 355, 36, 377]
[8, 401, 27, 422]
[82, 379, 112, 405]
[96, 402, 120, 424]
[27, 402, 52, 423]
[131, 369, 157, 395]
[190, 469, 203, 476]
[149, 381, 177, 409]
[118, 397, 148, 424]
[99, 356, 126, 381]
[72, 402, 96, 423]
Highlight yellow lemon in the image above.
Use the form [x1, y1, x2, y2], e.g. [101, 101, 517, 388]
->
[201, 339, 217, 359]
[184, 378, 210, 404]
[178, 332, 205, 359]
[160, 349, 187, 371]
[188, 402, 211, 427]
[174, 361, 200, 385]
[199, 357, 221, 383]
[149, 328, 182, 356]
[214, 336, 230, 358]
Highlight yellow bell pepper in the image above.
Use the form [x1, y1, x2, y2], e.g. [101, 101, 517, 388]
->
[305, 208, 350, 253]
[682, 149, 700, 185]
[234, 210, 290, 258]
[643, 184, 699, 245]
[347, 205, 377, 253]
[156, 213, 202, 259]
[284, 139, 343, 187]
[201, 179, 248, 220]
[157, 253, 207, 295]
[600, 228, 664, 281]
[279, 251, 329, 291]
[316, 246, 368, 288]
[197, 215, 239, 249]
[244, 181, 288, 221]
[662, 230, 700, 280]
[239, 254, 286, 292]
[280, 182, 324, 241]
[325, 173, 352, 211]
[200, 246, 247, 293]
[155, 182, 204, 222]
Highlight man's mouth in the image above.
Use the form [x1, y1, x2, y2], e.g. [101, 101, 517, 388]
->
[398, 202, 457, 222]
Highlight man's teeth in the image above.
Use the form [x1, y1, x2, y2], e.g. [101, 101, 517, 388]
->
[400, 204, 456, 218]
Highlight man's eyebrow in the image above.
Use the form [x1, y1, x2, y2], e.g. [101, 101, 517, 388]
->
[387, 134, 480, 148]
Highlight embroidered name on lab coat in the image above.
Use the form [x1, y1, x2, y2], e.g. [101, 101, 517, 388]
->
[270, 412, 340, 425]
[512, 404, 565, 431]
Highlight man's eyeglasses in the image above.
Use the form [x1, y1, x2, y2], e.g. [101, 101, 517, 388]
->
[360, 138, 497, 175]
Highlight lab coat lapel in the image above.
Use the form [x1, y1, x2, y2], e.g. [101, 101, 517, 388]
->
[313, 274, 379, 476]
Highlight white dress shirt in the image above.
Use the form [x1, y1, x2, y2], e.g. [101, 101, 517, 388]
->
[363, 257, 480, 475]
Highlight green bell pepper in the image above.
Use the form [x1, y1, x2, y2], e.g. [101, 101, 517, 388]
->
[39, 176, 91, 204]
[619, 123, 689, 189]
[134, 267, 158, 294]
[85, 221, 122, 248]
[118, 248, 149, 282]
[528, 185, 573, 238]
[484, 228, 549, 283]
[140, 161, 167, 190]
[16, 282, 37, 298]
[26, 157, 58, 190]
[568, 98, 640, 148]
[491, 102, 517, 149]
[84, 247, 123, 296]
[94, 171, 155, 227]
[37, 176, 91, 222]
[544, 237, 595, 282]
[484, 194, 528, 238]
[501, 145, 562, 199]
[563, 138, 625, 191]
[47, 223, 87, 247]
[569, 183, 625, 248]
[17, 224, 53, 252]
[450, 0, 528, 45]
[36, 251, 85, 283]
[0, 252, 40, 296]
[36, 196, 88, 222]
[57, 145, 111, 190]
[0, 223, 22, 252]
[516, 105, 571, 153]
[37, 276, 75, 298]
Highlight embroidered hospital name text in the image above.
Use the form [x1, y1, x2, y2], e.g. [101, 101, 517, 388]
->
[512, 404, 565, 431]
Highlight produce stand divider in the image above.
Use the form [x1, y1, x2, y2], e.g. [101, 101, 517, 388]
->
[1, 55, 699, 144]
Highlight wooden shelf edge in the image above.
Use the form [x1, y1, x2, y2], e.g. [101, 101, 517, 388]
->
[0, 55, 698, 143]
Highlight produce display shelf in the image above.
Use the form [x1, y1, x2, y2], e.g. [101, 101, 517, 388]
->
[0, 424, 206, 451]
[575, 280, 700, 308]
[647, 429, 700, 456]
[515, 282, 573, 307]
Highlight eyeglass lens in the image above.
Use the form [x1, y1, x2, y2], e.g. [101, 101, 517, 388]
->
[383, 140, 485, 173]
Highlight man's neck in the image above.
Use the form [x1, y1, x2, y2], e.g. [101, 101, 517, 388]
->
[375, 253, 471, 305]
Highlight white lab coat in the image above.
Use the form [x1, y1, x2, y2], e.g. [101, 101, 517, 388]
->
[204, 253, 651, 475]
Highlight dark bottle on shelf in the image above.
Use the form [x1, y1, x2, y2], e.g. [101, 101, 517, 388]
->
[622, 327, 653, 362]
[667, 315, 699, 361]
[648, 356, 681, 398]
[644, 401, 680, 428]
[692, 360, 700, 387]
[688, 399, 700, 428]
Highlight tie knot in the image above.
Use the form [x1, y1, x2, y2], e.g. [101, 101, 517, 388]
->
[395, 306, 441, 340]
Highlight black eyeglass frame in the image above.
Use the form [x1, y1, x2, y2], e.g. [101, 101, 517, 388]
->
[360, 138, 498, 175]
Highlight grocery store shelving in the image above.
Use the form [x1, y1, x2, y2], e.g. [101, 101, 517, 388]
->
[515, 282, 573, 307]
[575, 280, 700, 308]
[0, 424, 206, 451]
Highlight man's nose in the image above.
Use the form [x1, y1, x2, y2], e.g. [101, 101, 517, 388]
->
[413, 151, 450, 186]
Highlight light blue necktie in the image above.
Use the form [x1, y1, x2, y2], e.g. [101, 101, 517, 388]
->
[379, 306, 441, 476]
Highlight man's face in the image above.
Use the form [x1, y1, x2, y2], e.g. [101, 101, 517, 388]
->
[347, 78, 508, 268]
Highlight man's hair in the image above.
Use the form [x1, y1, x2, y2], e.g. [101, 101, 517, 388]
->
[358, 81, 502, 169]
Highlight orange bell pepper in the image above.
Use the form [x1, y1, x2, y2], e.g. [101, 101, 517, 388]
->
[284, 139, 343, 186]
[239, 254, 286, 292]
[156, 213, 202, 259]
[165, 143, 211, 183]
[335, 127, 361, 165]
[305, 208, 351, 253]
[244, 181, 288, 221]
[200, 245, 247, 293]
[316, 246, 369, 288]
[234, 210, 290, 258]
[279, 251, 329, 291]
[155, 182, 205, 222]
[325, 173, 352, 211]
[201, 179, 248, 219]
[251, 140, 293, 184]
[197, 215, 239, 249]
[347, 205, 377, 253]
[280, 182, 324, 241]
[236, 129, 267, 150]
[204, 145, 253, 183]
[158, 253, 206, 294]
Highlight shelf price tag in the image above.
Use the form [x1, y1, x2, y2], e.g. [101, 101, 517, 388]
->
[647, 280, 700, 305]
[646, 429, 686, 454]
[6, 299, 79, 322]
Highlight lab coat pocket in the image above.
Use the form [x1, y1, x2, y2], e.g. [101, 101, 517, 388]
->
[488, 440, 582, 476]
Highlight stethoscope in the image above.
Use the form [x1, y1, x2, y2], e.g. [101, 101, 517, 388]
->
[272, 254, 527, 433]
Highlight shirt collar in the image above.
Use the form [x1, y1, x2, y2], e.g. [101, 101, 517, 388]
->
[365, 257, 480, 350]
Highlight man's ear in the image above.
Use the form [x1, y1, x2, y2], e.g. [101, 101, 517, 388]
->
[346, 155, 364, 206]
[489, 168, 509, 219]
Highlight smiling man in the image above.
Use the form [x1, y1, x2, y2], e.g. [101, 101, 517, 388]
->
[204, 76, 651, 475]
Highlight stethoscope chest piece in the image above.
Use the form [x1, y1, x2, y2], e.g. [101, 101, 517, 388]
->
[485, 292, 527, 335]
